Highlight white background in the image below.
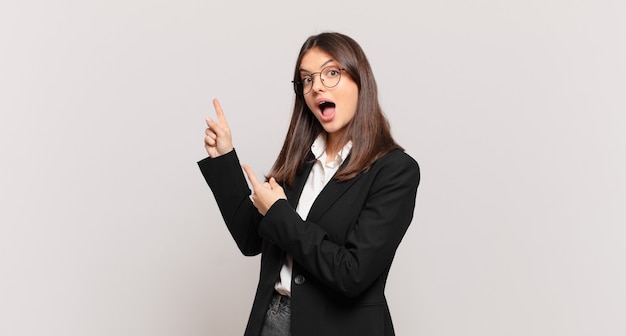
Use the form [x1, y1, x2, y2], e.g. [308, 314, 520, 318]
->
[1, 0, 625, 335]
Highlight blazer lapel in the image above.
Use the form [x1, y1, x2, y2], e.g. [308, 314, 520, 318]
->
[285, 152, 361, 223]
[305, 154, 361, 223]
[285, 152, 315, 209]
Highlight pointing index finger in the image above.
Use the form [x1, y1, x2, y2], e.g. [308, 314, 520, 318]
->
[242, 164, 261, 188]
[212, 98, 228, 124]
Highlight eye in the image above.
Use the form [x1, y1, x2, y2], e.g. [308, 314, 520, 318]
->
[301, 76, 313, 84]
[325, 67, 341, 78]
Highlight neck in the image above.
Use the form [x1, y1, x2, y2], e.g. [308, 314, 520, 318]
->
[325, 132, 344, 163]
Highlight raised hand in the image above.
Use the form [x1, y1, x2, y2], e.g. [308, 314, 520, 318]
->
[204, 98, 233, 158]
[242, 165, 286, 216]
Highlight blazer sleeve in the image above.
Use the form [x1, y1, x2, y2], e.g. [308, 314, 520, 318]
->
[258, 151, 420, 297]
[198, 150, 263, 256]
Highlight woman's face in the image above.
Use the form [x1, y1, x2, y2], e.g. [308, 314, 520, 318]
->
[299, 47, 359, 141]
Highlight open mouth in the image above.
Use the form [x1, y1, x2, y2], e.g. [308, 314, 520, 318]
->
[319, 101, 336, 115]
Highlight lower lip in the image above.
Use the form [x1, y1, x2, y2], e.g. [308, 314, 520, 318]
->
[320, 107, 335, 122]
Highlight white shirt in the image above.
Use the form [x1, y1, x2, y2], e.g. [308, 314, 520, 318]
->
[274, 135, 353, 297]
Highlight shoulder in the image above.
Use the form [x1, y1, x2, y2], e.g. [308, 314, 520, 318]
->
[374, 149, 419, 171]
[368, 149, 420, 184]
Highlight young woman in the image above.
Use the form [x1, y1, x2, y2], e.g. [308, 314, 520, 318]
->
[199, 32, 420, 336]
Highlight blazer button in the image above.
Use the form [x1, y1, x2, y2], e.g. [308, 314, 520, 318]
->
[294, 275, 306, 285]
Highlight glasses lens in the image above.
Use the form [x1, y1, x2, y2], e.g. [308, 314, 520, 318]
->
[302, 77, 313, 94]
[294, 78, 313, 95]
[321, 67, 342, 88]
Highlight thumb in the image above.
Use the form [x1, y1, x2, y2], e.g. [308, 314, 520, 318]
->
[268, 177, 281, 190]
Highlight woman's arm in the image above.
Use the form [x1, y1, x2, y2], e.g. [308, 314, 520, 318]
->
[199, 98, 264, 256]
[198, 151, 264, 256]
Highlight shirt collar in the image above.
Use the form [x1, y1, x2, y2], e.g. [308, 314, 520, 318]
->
[311, 134, 353, 165]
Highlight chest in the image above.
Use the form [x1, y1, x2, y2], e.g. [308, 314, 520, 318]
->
[291, 173, 375, 245]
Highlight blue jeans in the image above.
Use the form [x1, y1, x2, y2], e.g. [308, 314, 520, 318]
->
[260, 293, 291, 336]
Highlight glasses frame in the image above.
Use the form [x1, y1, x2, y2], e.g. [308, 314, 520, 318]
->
[292, 66, 346, 95]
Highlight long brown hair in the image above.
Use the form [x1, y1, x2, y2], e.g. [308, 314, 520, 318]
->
[269, 32, 402, 188]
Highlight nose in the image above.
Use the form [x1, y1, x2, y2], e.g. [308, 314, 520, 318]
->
[311, 73, 325, 93]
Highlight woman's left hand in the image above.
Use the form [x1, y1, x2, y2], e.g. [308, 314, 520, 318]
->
[242, 165, 286, 216]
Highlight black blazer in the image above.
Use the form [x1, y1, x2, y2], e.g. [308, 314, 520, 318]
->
[198, 148, 420, 336]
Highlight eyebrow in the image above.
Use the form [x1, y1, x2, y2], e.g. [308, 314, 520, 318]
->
[299, 59, 335, 73]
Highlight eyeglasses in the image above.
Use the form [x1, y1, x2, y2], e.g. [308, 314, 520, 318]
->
[292, 66, 346, 95]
